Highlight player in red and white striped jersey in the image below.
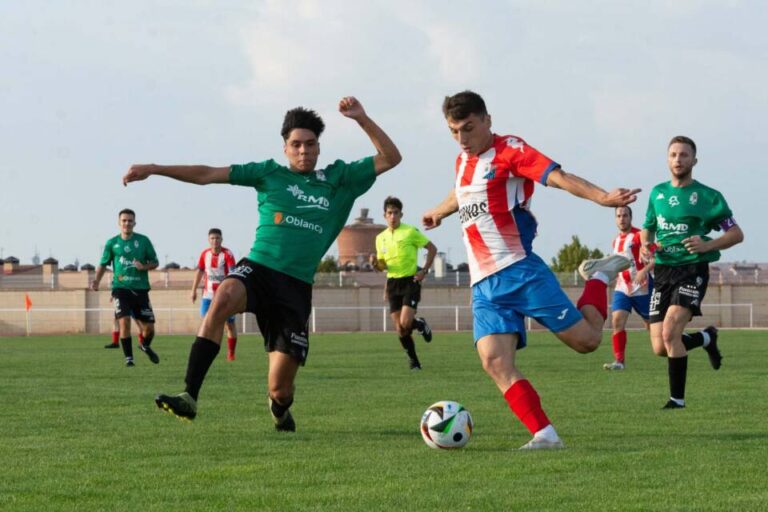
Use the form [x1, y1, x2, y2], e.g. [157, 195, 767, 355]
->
[423, 91, 640, 450]
[191, 228, 238, 360]
[605, 206, 654, 371]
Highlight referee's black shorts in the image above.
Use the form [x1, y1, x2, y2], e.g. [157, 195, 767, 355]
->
[386, 276, 421, 313]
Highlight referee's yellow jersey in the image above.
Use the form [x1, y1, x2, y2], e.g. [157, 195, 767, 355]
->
[375, 223, 430, 278]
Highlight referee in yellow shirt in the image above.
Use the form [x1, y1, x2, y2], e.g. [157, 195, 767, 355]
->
[371, 196, 438, 369]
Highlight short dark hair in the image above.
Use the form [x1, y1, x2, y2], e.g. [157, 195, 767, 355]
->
[208, 228, 222, 236]
[281, 107, 325, 140]
[118, 208, 135, 218]
[668, 135, 697, 156]
[383, 196, 403, 212]
[442, 90, 488, 120]
[616, 205, 633, 219]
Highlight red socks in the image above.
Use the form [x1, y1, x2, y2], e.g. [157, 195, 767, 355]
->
[612, 330, 627, 363]
[111, 331, 119, 344]
[577, 279, 608, 319]
[504, 379, 551, 435]
[227, 337, 237, 361]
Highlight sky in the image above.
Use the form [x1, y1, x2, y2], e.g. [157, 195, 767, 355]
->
[1, 0, 765, 269]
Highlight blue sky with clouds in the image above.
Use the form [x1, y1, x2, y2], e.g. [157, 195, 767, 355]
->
[1, 0, 764, 268]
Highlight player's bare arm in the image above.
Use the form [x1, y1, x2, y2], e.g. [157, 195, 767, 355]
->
[91, 266, 107, 291]
[682, 224, 744, 254]
[422, 190, 459, 230]
[546, 169, 640, 207]
[133, 260, 159, 271]
[414, 241, 438, 282]
[368, 253, 387, 272]
[338, 96, 401, 175]
[123, 164, 231, 186]
[639, 229, 656, 263]
[191, 269, 204, 303]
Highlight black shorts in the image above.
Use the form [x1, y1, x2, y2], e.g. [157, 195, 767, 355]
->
[649, 263, 709, 324]
[225, 259, 312, 365]
[386, 276, 421, 313]
[112, 288, 155, 323]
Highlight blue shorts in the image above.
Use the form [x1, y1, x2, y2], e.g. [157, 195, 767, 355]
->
[200, 298, 236, 324]
[611, 291, 650, 320]
[472, 253, 582, 349]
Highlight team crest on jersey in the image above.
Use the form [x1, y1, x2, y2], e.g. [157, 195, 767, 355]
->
[482, 164, 497, 180]
[689, 192, 698, 205]
[315, 170, 326, 181]
[668, 196, 680, 207]
[506, 136, 525, 153]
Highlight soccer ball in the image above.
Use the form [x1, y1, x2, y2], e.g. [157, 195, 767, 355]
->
[420, 400, 473, 449]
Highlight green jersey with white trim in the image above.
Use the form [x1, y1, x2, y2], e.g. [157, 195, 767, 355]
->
[643, 180, 733, 266]
[99, 233, 158, 290]
[229, 157, 376, 283]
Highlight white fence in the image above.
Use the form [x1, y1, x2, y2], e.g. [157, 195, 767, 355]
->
[0, 303, 757, 337]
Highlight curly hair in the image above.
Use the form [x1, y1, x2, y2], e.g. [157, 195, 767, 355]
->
[281, 107, 325, 140]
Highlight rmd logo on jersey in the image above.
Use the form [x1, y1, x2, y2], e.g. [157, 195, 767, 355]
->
[274, 212, 323, 234]
[459, 201, 488, 223]
[286, 184, 330, 210]
[656, 215, 689, 235]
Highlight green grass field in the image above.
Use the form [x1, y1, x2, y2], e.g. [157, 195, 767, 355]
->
[1, 330, 766, 511]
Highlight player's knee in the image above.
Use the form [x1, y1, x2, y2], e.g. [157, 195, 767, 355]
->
[480, 353, 506, 378]
[268, 386, 293, 405]
[574, 334, 601, 354]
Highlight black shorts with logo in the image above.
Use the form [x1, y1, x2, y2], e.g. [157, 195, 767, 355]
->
[112, 288, 155, 323]
[386, 276, 421, 313]
[225, 259, 312, 365]
[649, 262, 709, 323]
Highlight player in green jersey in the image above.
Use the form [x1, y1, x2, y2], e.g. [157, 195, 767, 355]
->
[640, 136, 744, 409]
[371, 196, 438, 370]
[123, 97, 401, 428]
[91, 209, 160, 367]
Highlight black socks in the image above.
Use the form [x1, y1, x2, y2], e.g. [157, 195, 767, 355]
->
[184, 337, 221, 400]
[668, 355, 688, 401]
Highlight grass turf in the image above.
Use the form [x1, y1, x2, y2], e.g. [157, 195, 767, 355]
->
[0, 330, 766, 511]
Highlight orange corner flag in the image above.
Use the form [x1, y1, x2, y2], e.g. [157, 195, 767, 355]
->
[24, 293, 32, 312]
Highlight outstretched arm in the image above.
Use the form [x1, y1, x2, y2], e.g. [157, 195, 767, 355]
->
[123, 164, 231, 186]
[338, 96, 402, 175]
[422, 190, 459, 230]
[546, 168, 640, 207]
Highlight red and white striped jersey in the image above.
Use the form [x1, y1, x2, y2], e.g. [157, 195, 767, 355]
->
[197, 247, 237, 299]
[611, 227, 649, 296]
[455, 134, 560, 285]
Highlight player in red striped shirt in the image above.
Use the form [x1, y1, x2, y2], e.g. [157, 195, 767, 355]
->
[191, 228, 238, 360]
[423, 91, 639, 449]
[604, 206, 654, 370]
